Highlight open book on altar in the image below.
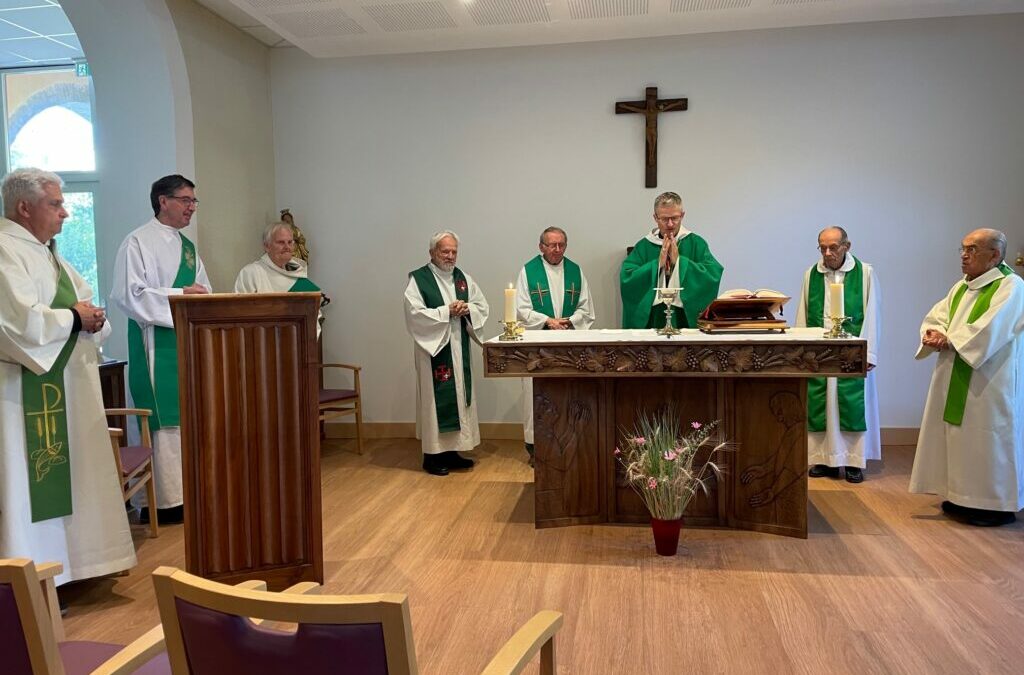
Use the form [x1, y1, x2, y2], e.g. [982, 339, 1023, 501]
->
[697, 288, 790, 333]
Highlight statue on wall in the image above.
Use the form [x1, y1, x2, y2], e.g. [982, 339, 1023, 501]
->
[280, 208, 310, 263]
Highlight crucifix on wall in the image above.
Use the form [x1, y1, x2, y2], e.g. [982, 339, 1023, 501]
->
[615, 86, 688, 188]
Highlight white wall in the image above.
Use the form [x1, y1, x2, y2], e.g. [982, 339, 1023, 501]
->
[165, 0, 277, 293]
[62, 0, 195, 360]
[270, 15, 1024, 428]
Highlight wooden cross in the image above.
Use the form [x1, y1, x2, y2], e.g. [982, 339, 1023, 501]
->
[530, 283, 550, 303]
[565, 283, 580, 306]
[615, 86, 688, 188]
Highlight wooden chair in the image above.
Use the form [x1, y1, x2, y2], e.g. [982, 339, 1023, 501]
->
[152, 566, 563, 675]
[0, 558, 167, 675]
[106, 407, 158, 538]
[318, 363, 364, 455]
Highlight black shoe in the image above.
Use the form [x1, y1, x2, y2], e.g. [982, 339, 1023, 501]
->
[941, 500, 969, 516]
[422, 455, 449, 476]
[808, 464, 840, 478]
[844, 467, 864, 483]
[139, 505, 184, 525]
[57, 590, 69, 616]
[525, 443, 535, 468]
[443, 451, 475, 470]
[966, 510, 1017, 527]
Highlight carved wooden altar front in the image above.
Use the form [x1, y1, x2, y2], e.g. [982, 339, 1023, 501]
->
[483, 329, 867, 538]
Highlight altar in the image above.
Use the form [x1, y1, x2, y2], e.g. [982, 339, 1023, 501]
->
[483, 328, 867, 538]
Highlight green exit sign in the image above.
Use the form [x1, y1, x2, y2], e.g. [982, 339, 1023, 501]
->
[74, 61, 90, 77]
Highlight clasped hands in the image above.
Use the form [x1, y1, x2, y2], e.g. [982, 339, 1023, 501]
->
[182, 283, 209, 295]
[72, 301, 106, 333]
[448, 300, 471, 318]
[922, 328, 950, 351]
[545, 318, 572, 330]
[658, 234, 679, 271]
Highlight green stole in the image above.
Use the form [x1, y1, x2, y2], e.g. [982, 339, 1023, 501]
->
[410, 265, 471, 433]
[288, 277, 320, 293]
[20, 261, 78, 522]
[127, 234, 197, 432]
[942, 263, 1013, 425]
[524, 255, 582, 322]
[806, 257, 867, 432]
[619, 234, 723, 329]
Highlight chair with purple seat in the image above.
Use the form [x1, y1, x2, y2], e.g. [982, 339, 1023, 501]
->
[152, 566, 563, 675]
[318, 363, 365, 455]
[106, 407, 159, 538]
[0, 558, 167, 675]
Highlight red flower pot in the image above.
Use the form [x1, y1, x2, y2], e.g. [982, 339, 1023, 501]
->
[650, 517, 682, 556]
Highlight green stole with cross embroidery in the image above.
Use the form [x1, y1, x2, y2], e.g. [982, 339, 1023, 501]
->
[524, 255, 582, 322]
[805, 257, 867, 432]
[20, 261, 78, 522]
[941, 263, 1013, 425]
[410, 265, 472, 433]
[127, 233, 197, 432]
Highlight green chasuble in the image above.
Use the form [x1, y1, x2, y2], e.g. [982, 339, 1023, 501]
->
[127, 233, 197, 432]
[524, 255, 582, 320]
[288, 277, 320, 293]
[20, 262, 78, 522]
[409, 265, 472, 433]
[805, 257, 867, 432]
[941, 263, 1012, 425]
[620, 233, 723, 329]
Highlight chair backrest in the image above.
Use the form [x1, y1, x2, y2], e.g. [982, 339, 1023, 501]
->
[0, 559, 63, 675]
[152, 567, 417, 675]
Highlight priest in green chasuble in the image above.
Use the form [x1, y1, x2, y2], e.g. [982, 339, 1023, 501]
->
[910, 229, 1024, 527]
[620, 191, 723, 329]
[515, 227, 596, 465]
[111, 175, 212, 525]
[404, 231, 490, 476]
[795, 226, 881, 484]
[0, 168, 136, 584]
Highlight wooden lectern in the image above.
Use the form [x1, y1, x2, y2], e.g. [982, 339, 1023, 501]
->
[170, 293, 323, 589]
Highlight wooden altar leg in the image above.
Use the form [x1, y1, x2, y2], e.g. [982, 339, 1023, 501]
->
[532, 378, 605, 528]
[726, 378, 808, 538]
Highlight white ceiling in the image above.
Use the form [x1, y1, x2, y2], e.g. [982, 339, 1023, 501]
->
[0, 1, 82, 69]
[196, 0, 1024, 58]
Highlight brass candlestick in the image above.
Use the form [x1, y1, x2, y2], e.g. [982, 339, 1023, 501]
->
[823, 316, 852, 339]
[499, 320, 524, 341]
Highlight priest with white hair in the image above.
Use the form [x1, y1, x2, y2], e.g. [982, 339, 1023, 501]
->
[910, 228, 1024, 527]
[0, 168, 136, 584]
[404, 231, 489, 476]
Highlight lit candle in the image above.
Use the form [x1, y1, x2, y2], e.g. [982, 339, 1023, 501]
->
[829, 282, 844, 319]
[504, 283, 516, 323]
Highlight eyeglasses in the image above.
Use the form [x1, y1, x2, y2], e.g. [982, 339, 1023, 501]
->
[818, 243, 848, 254]
[959, 245, 991, 256]
[656, 216, 682, 224]
[540, 242, 566, 250]
[165, 196, 199, 207]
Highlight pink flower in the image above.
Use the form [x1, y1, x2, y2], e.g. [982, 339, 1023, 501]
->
[647, 477, 658, 490]
[633, 436, 647, 445]
[663, 450, 677, 461]
[691, 421, 702, 429]
[614, 447, 622, 456]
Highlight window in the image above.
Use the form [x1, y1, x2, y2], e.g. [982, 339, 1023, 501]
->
[1, 66, 99, 300]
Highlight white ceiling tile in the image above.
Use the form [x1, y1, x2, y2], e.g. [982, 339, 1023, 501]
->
[242, 24, 287, 45]
[0, 6, 74, 36]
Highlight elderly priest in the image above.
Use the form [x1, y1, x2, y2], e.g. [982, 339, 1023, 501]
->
[404, 231, 490, 476]
[620, 191, 723, 329]
[909, 228, 1023, 527]
[0, 168, 136, 584]
[111, 174, 212, 525]
[516, 226, 596, 465]
[795, 226, 882, 484]
[235, 222, 322, 295]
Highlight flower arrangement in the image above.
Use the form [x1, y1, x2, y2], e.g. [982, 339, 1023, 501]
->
[615, 408, 729, 521]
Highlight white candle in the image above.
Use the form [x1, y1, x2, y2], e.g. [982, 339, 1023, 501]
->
[829, 282, 844, 319]
[504, 284, 516, 323]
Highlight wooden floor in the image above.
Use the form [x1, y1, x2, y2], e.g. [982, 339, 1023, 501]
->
[62, 440, 1024, 674]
